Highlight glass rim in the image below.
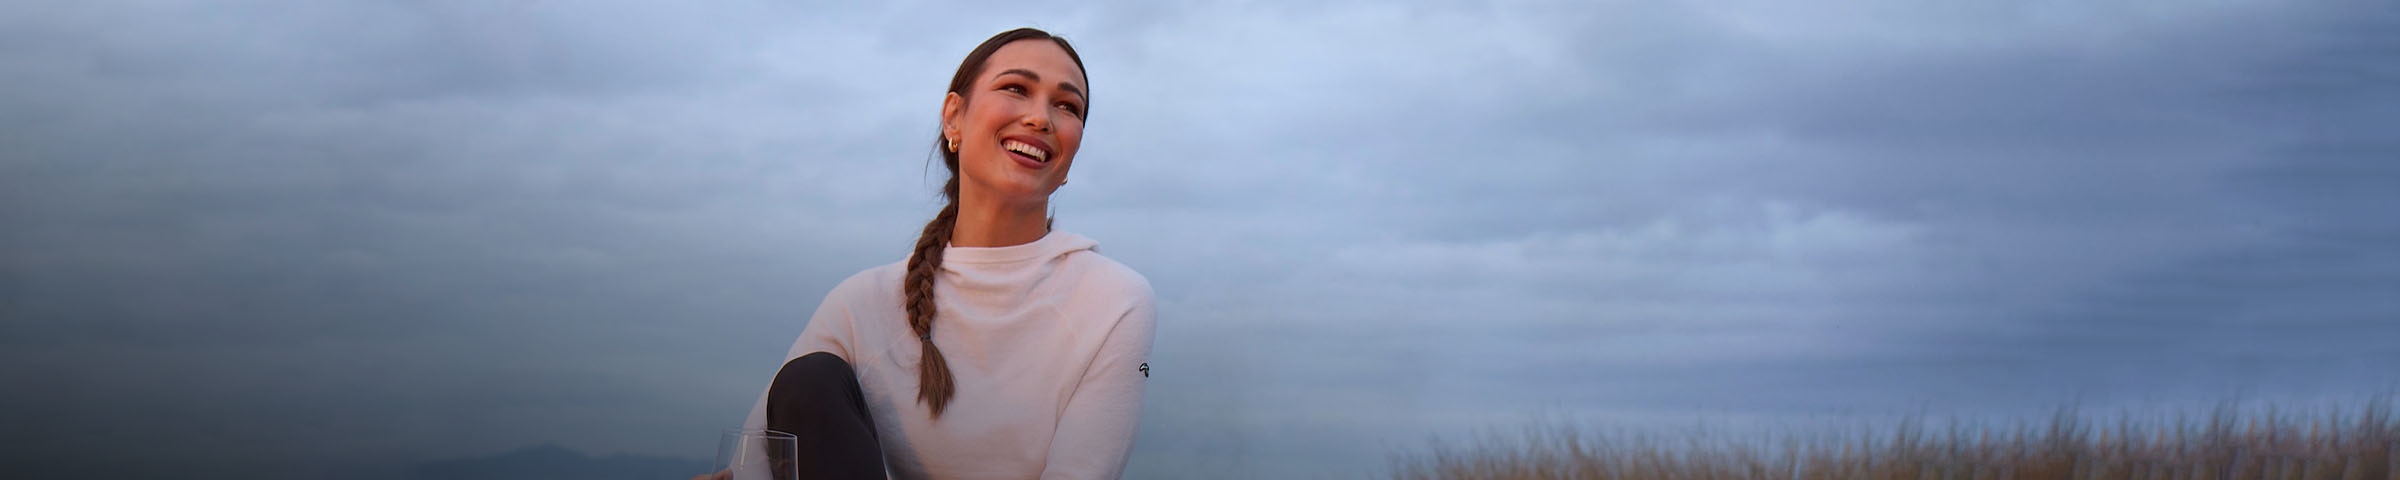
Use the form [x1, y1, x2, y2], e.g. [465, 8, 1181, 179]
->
[719, 427, 797, 440]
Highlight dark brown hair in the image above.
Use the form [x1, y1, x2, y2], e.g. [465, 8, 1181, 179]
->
[909, 28, 1087, 418]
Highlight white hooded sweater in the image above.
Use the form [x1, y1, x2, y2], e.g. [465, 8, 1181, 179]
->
[744, 231, 1155, 480]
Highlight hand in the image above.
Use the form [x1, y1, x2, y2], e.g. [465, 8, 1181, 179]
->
[689, 469, 730, 480]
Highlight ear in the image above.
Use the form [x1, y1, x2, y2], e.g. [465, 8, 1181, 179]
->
[941, 91, 965, 141]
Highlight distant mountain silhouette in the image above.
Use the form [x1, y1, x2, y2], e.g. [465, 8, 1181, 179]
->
[407, 444, 709, 480]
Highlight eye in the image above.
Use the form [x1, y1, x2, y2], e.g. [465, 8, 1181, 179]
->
[998, 84, 1027, 95]
[1056, 101, 1083, 118]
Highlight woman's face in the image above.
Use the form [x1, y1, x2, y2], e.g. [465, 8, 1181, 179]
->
[943, 39, 1087, 206]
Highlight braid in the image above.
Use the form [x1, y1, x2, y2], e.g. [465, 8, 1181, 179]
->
[907, 26, 1085, 419]
[903, 176, 961, 417]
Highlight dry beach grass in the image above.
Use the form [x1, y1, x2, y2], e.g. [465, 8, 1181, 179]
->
[1392, 400, 2399, 480]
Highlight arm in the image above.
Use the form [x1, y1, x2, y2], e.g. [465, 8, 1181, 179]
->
[1041, 294, 1156, 480]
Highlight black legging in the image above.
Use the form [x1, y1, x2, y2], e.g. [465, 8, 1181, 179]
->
[767, 351, 888, 480]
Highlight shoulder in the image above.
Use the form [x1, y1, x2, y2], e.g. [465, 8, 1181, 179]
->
[1061, 248, 1154, 310]
[823, 260, 909, 307]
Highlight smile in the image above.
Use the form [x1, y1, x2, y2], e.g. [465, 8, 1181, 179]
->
[1002, 137, 1051, 163]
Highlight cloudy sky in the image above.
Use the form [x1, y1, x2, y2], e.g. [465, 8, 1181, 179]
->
[4, 1, 2396, 478]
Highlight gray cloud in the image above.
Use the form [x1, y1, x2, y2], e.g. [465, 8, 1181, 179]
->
[3, 1, 2396, 479]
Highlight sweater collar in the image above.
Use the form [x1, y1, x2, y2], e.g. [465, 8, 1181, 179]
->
[941, 230, 1097, 265]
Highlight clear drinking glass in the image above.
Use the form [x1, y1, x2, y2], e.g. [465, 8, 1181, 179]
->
[708, 428, 796, 480]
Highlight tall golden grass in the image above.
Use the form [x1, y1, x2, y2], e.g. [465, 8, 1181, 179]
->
[1392, 400, 2398, 480]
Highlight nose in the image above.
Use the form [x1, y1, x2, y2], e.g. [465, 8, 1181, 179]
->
[1022, 110, 1050, 133]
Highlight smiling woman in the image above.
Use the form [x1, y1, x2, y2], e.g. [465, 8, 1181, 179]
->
[708, 28, 1156, 480]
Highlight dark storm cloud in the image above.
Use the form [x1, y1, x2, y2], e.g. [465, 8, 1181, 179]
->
[1976, 2, 2400, 390]
[0, 2, 915, 477]
[4, 1, 2396, 479]
[1093, 2, 2400, 475]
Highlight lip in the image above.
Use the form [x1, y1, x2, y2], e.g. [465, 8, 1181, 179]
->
[1001, 135, 1054, 169]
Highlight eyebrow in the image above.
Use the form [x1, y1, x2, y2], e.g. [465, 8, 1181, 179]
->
[994, 68, 1084, 99]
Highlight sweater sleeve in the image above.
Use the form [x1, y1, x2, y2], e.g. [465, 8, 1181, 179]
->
[1040, 291, 1156, 480]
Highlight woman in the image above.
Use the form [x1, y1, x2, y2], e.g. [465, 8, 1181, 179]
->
[735, 28, 1154, 480]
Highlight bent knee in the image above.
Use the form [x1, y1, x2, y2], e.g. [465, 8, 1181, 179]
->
[773, 352, 854, 388]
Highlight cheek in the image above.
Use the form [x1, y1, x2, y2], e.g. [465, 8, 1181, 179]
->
[1058, 124, 1085, 159]
[970, 105, 1006, 131]
[968, 102, 1015, 131]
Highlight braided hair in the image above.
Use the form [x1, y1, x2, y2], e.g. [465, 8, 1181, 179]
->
[908, 28, 1087, 417]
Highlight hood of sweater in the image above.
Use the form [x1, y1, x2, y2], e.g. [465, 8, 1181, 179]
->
[911, 231, 1104, 364]
[930, 231, 1100, 311]
[939, 230, 1098, 267]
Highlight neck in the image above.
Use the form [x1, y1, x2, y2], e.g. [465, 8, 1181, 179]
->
[951, 195, 1050, 248]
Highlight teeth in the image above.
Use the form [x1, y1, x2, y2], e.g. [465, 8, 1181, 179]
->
[1003, 140, 1049, 161]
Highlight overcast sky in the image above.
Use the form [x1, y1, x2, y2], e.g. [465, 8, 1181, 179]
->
[4, 1, 2397, 478]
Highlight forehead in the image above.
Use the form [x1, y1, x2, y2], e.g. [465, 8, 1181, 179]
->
[980, 39, 1086, 91]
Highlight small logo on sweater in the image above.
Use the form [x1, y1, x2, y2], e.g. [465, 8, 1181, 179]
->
[1138, 363, 1149, 378]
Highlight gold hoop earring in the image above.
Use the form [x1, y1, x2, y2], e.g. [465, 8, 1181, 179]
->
[946, 136, 959, 152]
